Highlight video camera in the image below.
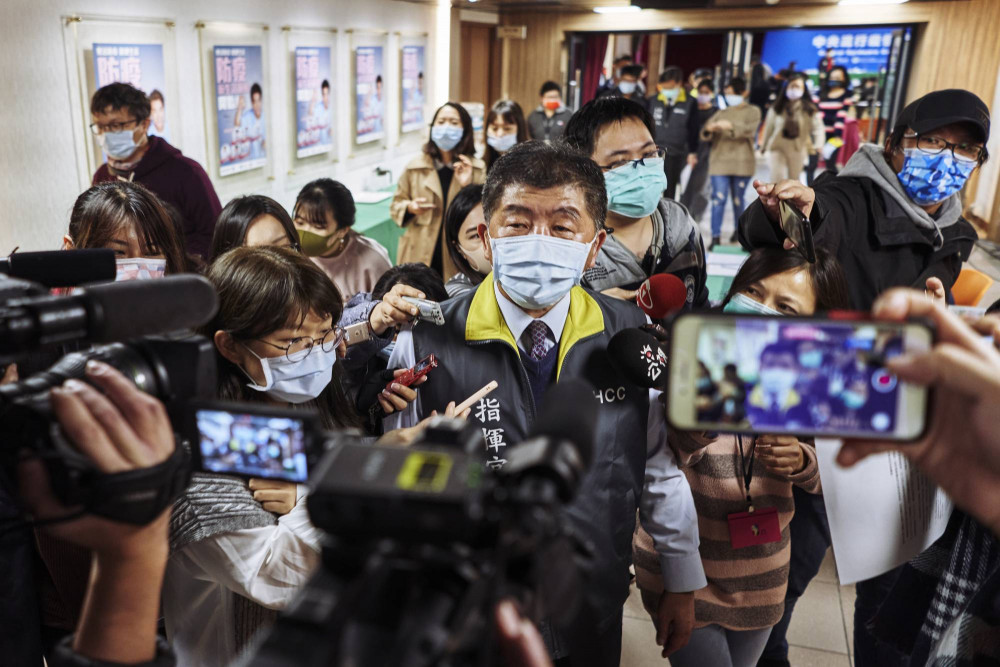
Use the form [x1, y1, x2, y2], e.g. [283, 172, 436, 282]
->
[0, 266, 219, 525]
[245, 381, 598, 667]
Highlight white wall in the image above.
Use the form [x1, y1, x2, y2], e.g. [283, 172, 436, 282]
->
[0, 0, 446, 253]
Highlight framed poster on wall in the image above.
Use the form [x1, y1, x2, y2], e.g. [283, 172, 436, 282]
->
[294, 46, 333, 159]
[93, 43, 171, 142]
[400, 44, 426, 134]
[354, 45, 385, 145]
[214, 45, 267, 176]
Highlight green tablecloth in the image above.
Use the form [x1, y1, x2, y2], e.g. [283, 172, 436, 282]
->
[354, 190, 402, 263]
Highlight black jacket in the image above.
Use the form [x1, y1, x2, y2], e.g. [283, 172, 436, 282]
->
[737, 173, 977, 310]
[645, 94, 694, 154]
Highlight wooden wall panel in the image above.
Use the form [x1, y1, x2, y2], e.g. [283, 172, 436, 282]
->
[501, 11, 563, 111]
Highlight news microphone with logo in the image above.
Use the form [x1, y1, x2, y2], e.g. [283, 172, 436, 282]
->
[607, 328, 668, 390]
[0, 249, 116, 287]
[636, 273, 688, 319]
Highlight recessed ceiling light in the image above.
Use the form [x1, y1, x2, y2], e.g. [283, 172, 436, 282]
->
[593, 5, 641, 13]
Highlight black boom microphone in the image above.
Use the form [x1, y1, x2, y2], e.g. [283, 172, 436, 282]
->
[0, 249, 116, 287]
[0, 274, 219, 357]
[608, 327, 669, 390]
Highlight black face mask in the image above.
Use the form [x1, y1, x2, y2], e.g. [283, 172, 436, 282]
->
[829, 80, 845, 87]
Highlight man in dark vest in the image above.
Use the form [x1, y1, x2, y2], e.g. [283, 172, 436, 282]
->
[402, 141, 706, 665]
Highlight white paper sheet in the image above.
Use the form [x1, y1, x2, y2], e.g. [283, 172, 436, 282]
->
[815, 438, 953, 585]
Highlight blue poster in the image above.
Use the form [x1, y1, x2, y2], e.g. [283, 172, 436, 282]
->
[355, 46, 385, 145]
[92, 43, 169, 142]
[295, 46, 333, 159]
[214, 45, 266, 177]
[401, 46, 425, 133]
[761, 27, 899, 77]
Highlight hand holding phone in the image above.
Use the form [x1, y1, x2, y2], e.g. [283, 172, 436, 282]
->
[778, 199, 816, 263]
[402, 296, 445, 326]
[388, 354, 439, 393]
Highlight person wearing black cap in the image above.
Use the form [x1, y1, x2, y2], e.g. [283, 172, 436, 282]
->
[738, 88, 989, 311]
[739, 89, 990, 667]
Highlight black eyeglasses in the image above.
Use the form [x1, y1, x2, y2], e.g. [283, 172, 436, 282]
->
[597, 146, 667, 172]
[903, 133, 985, 164]
[255, 327, 346, 363]
[89, 119, 141, 135]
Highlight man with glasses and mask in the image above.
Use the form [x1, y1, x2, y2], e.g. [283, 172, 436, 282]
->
[563, 96, 709, 310]
[90, 82, 221, 260]
[396, 141, 706, 665]
[738, 89, 990, 667]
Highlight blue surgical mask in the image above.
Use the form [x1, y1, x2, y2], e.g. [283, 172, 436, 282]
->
[618, 81, 638, 95]
[101, 129, 141, 160]
[660, 87, 680, 102]
[489, 232, 595, 310]
[723, 293, 782, 316]
[604, 158, 667, 218]
[896, 147, 976, 206]
[724, 94, 744, 107]
[431, 125, 464, 151]
[841, 390, 867, 410]
[798, 349, 823, 369]
[487, 133, 518, 153]
[243, 345, 337, 404]
[759, 368, 797, 395]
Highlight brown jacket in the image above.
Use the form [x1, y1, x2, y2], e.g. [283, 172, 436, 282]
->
[390, 152, 486, 279]
[701, 103, 762, 177]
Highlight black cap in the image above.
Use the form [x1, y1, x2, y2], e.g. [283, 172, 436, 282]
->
[894, 89, 991, 143]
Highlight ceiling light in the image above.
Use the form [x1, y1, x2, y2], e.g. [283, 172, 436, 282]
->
[593, 5, 641, 13]
[838, 0, 907, 5]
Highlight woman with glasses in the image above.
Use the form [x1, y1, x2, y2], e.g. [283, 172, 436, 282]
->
[562, 95, 709, 310]
[737, 89, 989, 667]
[701, 77, 761, 250]
[164, 246, 360, 667]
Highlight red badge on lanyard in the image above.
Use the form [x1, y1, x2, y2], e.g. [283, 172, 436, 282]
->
[727, 435, 781, 549]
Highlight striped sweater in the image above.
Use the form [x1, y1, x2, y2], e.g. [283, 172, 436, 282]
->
[633, 430, 822, 631]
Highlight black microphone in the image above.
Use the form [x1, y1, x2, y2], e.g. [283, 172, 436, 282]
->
[607, 328, 668, 390]
[502, 380, 596, 503]
[0, 249, 117, 287]
[0, 274, 219, 356]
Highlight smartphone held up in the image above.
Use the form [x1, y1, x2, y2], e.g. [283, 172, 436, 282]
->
[667, 312, 934, 441]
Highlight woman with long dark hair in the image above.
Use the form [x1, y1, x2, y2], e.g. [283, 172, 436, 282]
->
[483, 100, 528, 172]
[209, 194, 300, 262]
[390, 102, 485, 279]
[761, 72, 825, 182]
[443, 184, 489, 297]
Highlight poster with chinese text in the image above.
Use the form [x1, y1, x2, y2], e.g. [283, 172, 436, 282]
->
[295, 46, 333, 159]
[92, 43, 169, 142]
[214, 45, 266, 176]
[400, 45, 425, 133]
[355, 46, 385, 144]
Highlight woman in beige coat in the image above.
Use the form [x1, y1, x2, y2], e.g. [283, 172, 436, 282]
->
[761, 73, 825, 182]
[390, 102, 485, 280]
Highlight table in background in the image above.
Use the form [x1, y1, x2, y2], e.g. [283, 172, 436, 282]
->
[354, 187, 402, 262]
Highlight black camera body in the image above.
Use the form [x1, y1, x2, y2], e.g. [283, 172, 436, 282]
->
[248, 416, 592, 667]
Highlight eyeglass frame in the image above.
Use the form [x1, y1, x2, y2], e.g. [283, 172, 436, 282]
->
[596, 146, 667, 172]
[252, 326, 346, 363]
[89, 118, 143, 136]
[901, 132, 986, 164]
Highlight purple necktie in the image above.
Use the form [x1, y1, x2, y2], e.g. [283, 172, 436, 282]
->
[525, 320, 551, 361]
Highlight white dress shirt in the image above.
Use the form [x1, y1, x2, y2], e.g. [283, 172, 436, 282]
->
[163, 488, 323, 667]
[493, 281, 569, 356]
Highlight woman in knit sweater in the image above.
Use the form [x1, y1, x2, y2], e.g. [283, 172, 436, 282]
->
[634, 247, 850, 667]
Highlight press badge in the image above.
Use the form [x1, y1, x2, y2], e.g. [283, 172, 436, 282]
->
[728, 506, 781, 549]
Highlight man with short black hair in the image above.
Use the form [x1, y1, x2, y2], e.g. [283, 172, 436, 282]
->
[647, 66, 692, 200]
[527, 81, 573, 143]
[598, 64, 645, 103]
[234, 82, 266, 160]
[401, 141, 706, 665]
[597, 54, 633, 97]
[90, 82, 221, 259]
[564, 96, 709, 310]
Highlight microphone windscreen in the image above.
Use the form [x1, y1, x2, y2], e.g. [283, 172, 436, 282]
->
[4, 249, 116, 287]
[607, 328, 668, 390]
[637, 273, 687, 319]
[83, 275, 219, 342]
[529, 380, 597, 471]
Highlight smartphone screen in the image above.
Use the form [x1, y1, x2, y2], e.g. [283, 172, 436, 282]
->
[414, 356, 432, 373]
[668, 314, 932, 440]
[779, 200, 816, 263]
[195, 408, 310, 482]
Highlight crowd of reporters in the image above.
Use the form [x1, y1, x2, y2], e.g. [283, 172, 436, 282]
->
[3, 60, 1000, 667]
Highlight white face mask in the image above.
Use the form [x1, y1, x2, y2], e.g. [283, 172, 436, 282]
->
[759, 367, 797, 395]
[242, 345, 337, 404]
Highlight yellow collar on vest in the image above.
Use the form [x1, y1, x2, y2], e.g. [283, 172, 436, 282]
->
[465, 273, 606, 380]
